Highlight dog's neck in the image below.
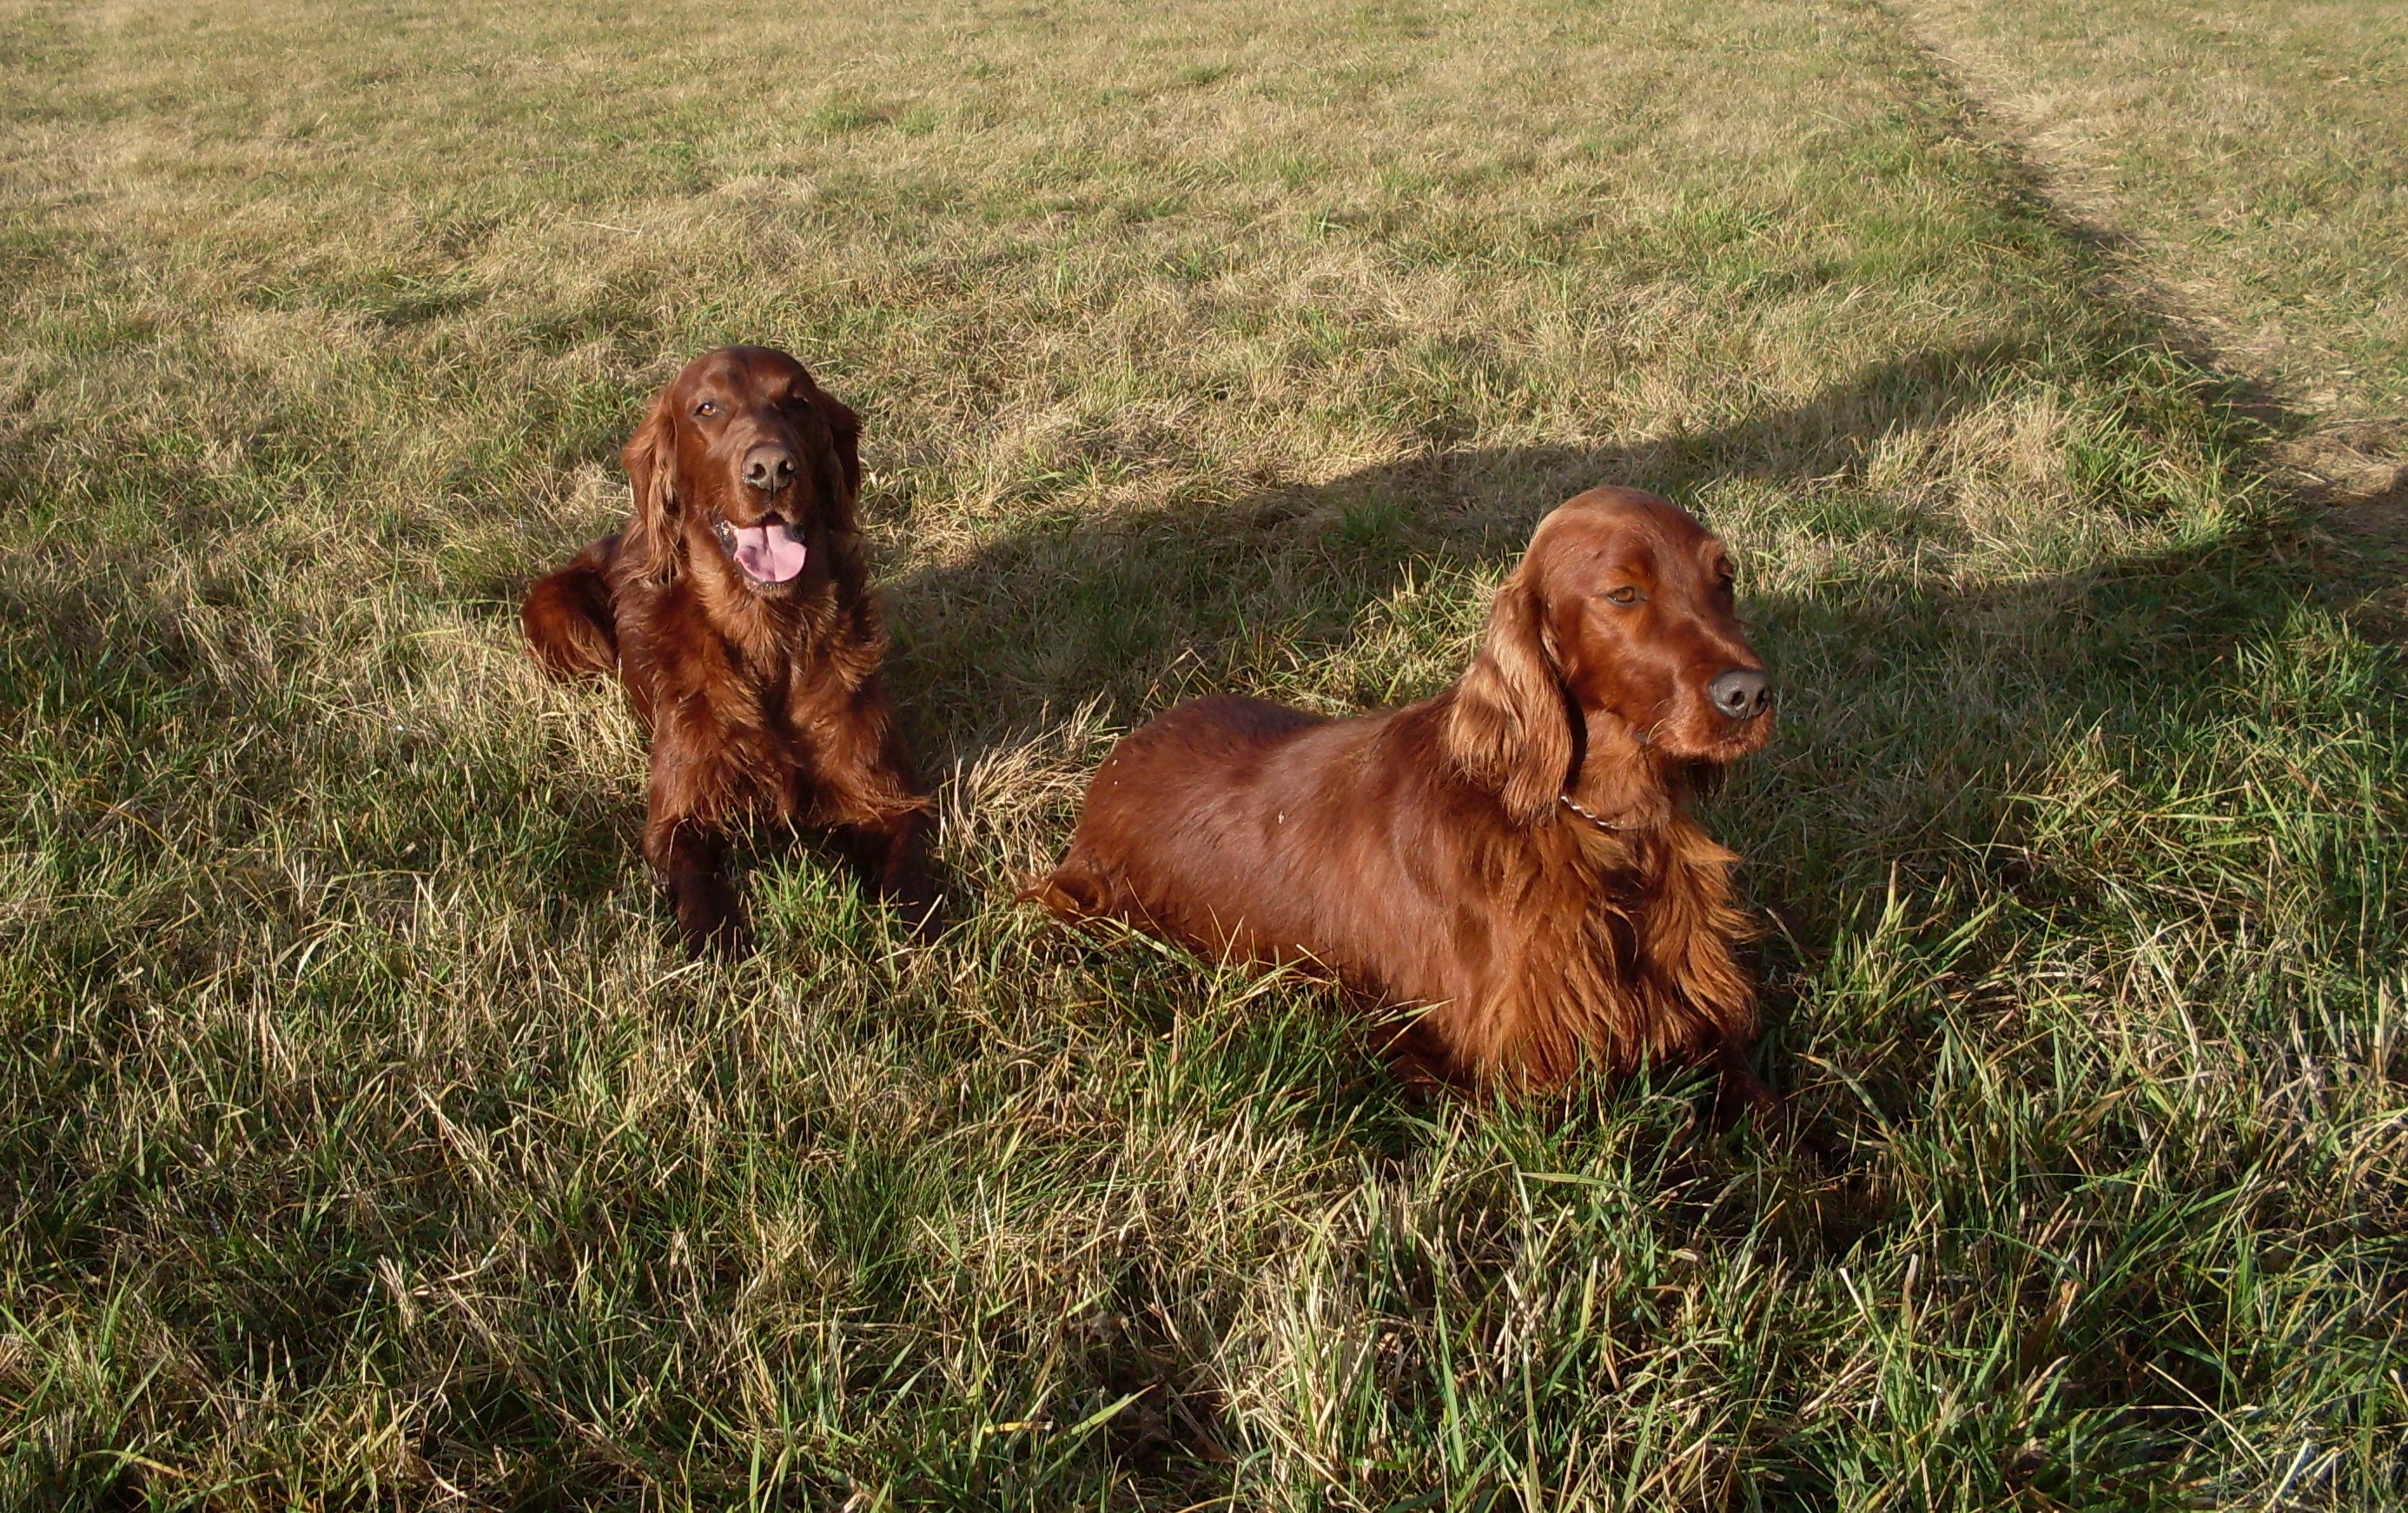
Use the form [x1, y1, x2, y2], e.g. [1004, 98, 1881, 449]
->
[1558, 710, 1681, 834]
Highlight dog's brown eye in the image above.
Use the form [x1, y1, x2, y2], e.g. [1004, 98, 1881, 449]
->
[1604, 585, 1644, 605]
[694, 400, 720, 419]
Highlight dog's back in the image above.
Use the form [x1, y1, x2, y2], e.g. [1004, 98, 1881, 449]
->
[1036, 692, 1485, 1008]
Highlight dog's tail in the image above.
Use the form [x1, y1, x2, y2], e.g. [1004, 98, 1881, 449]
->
[521, 538, 621, 681]
[1017, 857, 1111, 922]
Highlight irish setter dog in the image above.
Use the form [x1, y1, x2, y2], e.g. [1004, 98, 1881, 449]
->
[1033, 486, 1776, 1103]
[521, 346, 933, 952]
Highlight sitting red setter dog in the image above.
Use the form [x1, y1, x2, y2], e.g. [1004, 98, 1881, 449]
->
[522, 346, 933, 952]
[1033, 486, 1776, 1104]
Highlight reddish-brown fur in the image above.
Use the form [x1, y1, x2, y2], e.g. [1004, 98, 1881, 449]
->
[1032, 487, 1776, 1101]
[522, 346, 934, 951]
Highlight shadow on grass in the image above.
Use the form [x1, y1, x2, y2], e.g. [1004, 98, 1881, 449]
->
[842, 336, 2380, 1503]
[877, 336, 2321, 930]
[884, 340, 2045, 750]
[868, 327, 2361, 1258]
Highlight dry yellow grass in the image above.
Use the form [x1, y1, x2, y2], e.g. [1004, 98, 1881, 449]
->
[1897, 0, 2408, 452]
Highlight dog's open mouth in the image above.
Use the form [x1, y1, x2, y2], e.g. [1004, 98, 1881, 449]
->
[712, 519, 809, 585]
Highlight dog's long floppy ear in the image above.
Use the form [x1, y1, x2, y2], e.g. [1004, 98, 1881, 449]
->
[809, 385, 870, 601]
[619, 397, 682, 585]
[1445, 563, 1574, 824]
[820, 390, 862, 511]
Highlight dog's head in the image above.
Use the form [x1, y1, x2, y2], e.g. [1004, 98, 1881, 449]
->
[1446, 486, 1773, 824]
[619, 346, 862, 594]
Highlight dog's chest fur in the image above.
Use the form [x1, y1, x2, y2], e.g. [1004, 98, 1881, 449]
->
[619, 571, 878, 822]
[1461, 815, 1755, 1085]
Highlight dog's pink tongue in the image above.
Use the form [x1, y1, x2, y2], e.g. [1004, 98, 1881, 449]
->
[731, 523, 808, 583]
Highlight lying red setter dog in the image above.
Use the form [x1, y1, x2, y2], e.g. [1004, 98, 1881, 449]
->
[1033, 486, 1776, 1102]
[522, 346, 933, 952]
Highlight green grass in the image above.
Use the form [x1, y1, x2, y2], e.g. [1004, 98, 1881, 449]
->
[2, 0, 2403, 1505]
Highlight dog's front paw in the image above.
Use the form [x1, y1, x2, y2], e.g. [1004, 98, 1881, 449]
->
[669, 869, 749, 956]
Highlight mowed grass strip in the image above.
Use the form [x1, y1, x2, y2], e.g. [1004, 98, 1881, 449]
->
[1, 0, 2402, 1507]
[1895, 0, 2408, 432]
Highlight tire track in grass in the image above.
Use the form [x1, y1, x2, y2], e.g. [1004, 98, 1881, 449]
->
[1882, 0, 2408, 607]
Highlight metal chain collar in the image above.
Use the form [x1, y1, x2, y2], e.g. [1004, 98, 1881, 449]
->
[1558, 793, 1637, 833]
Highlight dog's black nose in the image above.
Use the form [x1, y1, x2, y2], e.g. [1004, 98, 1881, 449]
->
[743, 445, 797, 492]
[1709, 668, 1771, 720]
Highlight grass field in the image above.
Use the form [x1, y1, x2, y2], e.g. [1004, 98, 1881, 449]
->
[3, 0, 2404, 1506]
[1898, 0, 2408, 429]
